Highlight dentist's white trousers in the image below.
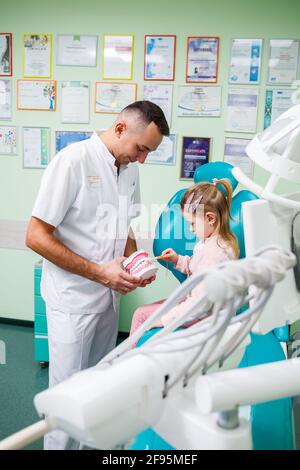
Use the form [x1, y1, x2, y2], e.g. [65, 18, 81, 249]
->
[44, 304, 118, 450]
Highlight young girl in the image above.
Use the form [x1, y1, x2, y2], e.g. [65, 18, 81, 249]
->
[129, 178, 239, 336]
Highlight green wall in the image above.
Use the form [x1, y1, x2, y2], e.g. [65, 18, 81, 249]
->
[1, 0, 300, 329]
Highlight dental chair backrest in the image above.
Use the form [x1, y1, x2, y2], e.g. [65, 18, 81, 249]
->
[151, 162, 293, 452]
[153, 161, 258, 279]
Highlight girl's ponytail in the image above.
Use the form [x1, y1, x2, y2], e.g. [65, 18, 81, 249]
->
[215, 178, 233, 208]
[215, 179, 239, 258]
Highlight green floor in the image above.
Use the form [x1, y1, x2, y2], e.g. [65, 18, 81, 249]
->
[0, 322, 127, 450]
[0, 323, 48, 450]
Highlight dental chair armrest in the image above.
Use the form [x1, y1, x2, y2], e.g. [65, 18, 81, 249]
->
[273, 325, 290, 343]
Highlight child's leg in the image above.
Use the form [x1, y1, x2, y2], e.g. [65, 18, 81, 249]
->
[130, 300, 165, 336]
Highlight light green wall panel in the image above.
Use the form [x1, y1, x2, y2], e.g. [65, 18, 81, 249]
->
[1, 0, 300, 326]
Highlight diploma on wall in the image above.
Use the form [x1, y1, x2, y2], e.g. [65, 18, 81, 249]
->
[225, 87, 258, 133]
[95, 82, 137, 114]
[23, 34, 52, 78]
[56, 35, 97, 67]
[143, 83, 173, 125]
[263, 88, 296, 129]
[103, 35, 134, 80]
[144, 35, 176, 81]
[267, 39, 300, 84]
[180, 136, 211, 180]
[23, 126, 50, 169]
[55, 130, 93, 152]
[17, 80, 56, 111]
[0, 33, 12, 76]
[186, 36, 219, 83]
[146, 134, 176, 165]
[177, 85, 221, 117]
[224, 137, 253, 178]
[61, 81, 90, 124]
[0, 79, 12, 120]
[0, 125, 17, 155]
[229, 38, 262, 84]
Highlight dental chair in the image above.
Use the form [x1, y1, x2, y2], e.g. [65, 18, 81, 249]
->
[130, 161, 293, 450]
[1, 107, 298, 452]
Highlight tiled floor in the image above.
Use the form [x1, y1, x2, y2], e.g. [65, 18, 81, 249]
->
[0, 323, 48, 450]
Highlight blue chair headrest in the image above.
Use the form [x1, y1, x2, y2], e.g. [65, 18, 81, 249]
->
[194, 161, 238, 191]
[153, 162, 258, 281]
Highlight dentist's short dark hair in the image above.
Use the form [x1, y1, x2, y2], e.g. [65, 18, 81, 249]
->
[122, 100, 170, 136]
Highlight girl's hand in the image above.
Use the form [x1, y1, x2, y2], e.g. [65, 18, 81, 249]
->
[161, 248, 179, 264]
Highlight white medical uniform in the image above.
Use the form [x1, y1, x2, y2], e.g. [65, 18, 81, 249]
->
[32, 132, 141, 449]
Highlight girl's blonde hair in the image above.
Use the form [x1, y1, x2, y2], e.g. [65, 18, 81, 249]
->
[180, 179, 239, 258]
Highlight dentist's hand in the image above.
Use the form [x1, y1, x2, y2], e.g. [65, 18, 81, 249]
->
[98, 257, 141, 295]
[161, 248, 179, 264]
[139, 275, 156, 287]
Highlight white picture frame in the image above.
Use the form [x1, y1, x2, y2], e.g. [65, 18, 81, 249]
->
[225, 87, 259, 133]
[23, 126, 50, 169]
[95, 82, 137, 114]
[56, 34, 97, 67]
[61, 81, 90, 124]
[177, 85, 221, 117]
[145, 134, 177, 165]
[0, 125, 17, 155]
[0, 79, 12, 120]
[229, 38, 263, 84]
[224, 137, 253, 178]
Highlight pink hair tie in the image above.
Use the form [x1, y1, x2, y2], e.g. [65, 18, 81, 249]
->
[185, 192, 203, 213]
[212, 178, 219, 186]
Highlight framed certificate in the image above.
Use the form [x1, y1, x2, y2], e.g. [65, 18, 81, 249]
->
[144, 35, 176, 81]
[17, 80, 56, 111]
[224, 137, 253, 178]
[55, 130, 93, 153]
[23, 34, 52, 78]
[180, 136, 211, 180]
[0, 79, 12, 120]
[0, 33, 12, 76]
[143, 83, 173, 125]
[267, 39, 300, 85]
[56, 34, 97, 66]
[0, 126, 17, 155]
[23, 126, 50, 168]
[103, 35, 134, 80]
[95, 82, 137, 114]
[178, 85, 221, 117]
[61, 81, 90, 124]
[186, 37, 219, 83]
[146, 134, 176, 165]
[264, 88, 295, 129]
[225, 87, 259, 133]
[229, 38, 263, 84]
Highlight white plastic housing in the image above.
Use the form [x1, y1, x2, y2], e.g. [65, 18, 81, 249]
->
[242, 198, 300, 333]
[34, 324, 249, 450]
[195, 358, 300, 414]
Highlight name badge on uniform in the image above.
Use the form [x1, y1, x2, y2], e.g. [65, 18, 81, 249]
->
[87, 176, 101, 188]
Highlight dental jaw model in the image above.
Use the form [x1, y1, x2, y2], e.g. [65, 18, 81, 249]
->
[122, 250, 158, 280]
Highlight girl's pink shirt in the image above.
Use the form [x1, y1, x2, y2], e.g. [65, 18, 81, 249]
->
[160, 235, 236, 326]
